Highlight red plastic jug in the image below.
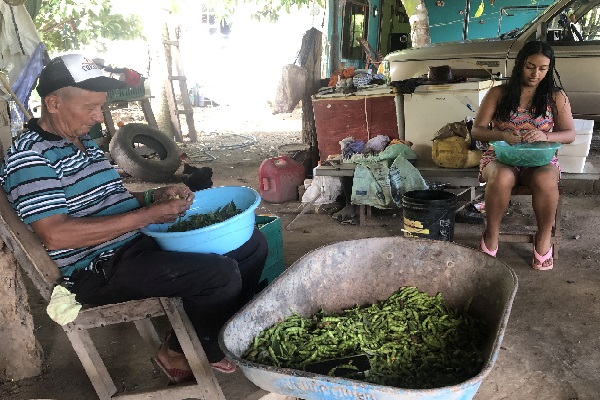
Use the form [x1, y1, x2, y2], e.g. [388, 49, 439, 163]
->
[258, 156, 305, 203]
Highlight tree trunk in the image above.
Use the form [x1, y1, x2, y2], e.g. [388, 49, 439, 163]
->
[299, 28, 323, 172]
[146, 6, 176, 139]
[0, 244, 43, 380]
[407, 0, 431, 48]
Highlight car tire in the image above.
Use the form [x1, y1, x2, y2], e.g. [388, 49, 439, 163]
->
[109, 123, 181, 182]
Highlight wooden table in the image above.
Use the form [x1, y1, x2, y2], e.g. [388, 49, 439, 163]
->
[315, 160, 480, 184]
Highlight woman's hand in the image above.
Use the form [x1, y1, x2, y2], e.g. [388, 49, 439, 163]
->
[519, 129, 548, 143]
[502, 130, 523, 144]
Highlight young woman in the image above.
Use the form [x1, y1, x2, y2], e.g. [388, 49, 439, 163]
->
[471, 41, 575, 270]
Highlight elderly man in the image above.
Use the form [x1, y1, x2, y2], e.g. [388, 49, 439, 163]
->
[1, 54, 267, 381]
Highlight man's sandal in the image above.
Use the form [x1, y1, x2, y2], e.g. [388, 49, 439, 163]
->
[152, 355, 236, 382]
[479, 233, 498, 257]
[210, 357, 236, 374]
[151, 357, 194, 383]
[532, 235, 553, 270]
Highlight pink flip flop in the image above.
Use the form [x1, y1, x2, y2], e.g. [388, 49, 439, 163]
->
[532, 234, 553, 270]
[210, 357, 236, 374]
[479, 233, 498, 257]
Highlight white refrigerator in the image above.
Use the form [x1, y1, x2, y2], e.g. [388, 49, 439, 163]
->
[401, 79, 500, 161]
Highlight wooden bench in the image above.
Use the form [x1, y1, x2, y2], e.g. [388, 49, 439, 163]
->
[0, 188, 285, 399]
[314, 163, 483, 227]
[315, 163, 562, 258]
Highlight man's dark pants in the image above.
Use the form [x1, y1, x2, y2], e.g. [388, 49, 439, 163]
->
[70, 228, 268, 362]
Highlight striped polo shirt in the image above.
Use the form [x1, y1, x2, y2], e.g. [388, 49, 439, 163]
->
[1, 119, 142, 277]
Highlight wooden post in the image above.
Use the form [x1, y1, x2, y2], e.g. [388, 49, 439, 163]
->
[329, 0, 340, 75]
[299, 28, 323, 173]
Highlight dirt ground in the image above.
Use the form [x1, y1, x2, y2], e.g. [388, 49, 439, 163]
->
[1, 103, 599, 400]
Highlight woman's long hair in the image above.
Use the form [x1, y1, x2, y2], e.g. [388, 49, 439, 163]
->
[495, 41, 564, 121]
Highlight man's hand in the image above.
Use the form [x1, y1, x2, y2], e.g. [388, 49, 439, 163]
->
[146, 186, 194, 223]
[154, 186, 194, 203]
[145, 197, 193, 224]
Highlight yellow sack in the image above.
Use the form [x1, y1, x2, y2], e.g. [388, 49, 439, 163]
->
[432, 121, 483, 169]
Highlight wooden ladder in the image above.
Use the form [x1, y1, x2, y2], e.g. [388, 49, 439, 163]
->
[357, 37, 383, 70]
[163, 25, 197, 142]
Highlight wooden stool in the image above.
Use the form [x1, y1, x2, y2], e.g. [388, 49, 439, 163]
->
[496, 185, 562, 259]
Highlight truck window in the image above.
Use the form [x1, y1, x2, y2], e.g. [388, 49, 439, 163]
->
[548, 0, 600, 42]
[341, 0, 369, 60]
[497, 5, 551, 38]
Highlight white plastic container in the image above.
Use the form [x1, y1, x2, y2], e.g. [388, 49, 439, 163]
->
[573, 118, 594, 133]
[559, 155, 588, 174]
[557, 119, 594, 157]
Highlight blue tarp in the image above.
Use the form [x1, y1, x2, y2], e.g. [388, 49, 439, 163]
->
[11, 42, 46, 121]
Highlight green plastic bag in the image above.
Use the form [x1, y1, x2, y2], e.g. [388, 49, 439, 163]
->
[351, 153, 427, 208]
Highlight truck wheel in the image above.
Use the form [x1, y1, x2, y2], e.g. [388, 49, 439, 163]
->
[109, 123, 181, 182]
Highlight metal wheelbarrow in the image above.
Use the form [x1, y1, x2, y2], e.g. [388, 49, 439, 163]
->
[220, 236, 518, 400]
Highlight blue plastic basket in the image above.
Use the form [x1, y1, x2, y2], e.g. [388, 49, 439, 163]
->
[141, 186, 261, 254]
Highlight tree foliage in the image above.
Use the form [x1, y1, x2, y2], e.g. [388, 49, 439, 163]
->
[202, 0, 324, 22]
[32, 0, 144, 53]
[31, 0, 324, 53]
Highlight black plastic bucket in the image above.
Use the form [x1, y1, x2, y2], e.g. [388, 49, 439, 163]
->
[402, 190, 457, 241]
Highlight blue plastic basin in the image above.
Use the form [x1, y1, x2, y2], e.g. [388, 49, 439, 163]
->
[491, 141, 561, 167]
[141, 186, 261, 254]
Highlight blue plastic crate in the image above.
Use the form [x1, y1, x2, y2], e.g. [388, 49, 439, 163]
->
[256, 215, 284, 289]
[106, 78, 146, 102]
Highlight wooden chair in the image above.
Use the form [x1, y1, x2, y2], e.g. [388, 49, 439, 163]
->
[0, 187, 226, 400]
[497, 185, 563, 259]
